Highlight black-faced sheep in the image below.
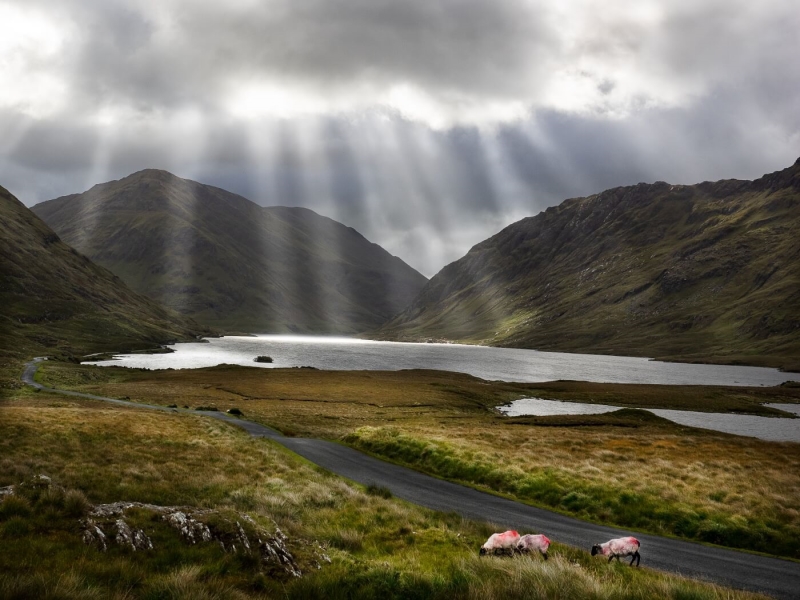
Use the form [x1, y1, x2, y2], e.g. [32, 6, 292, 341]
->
[517, 533, 550, 559]
[591, 536, 640, 566]
[479, 530, 520, 556]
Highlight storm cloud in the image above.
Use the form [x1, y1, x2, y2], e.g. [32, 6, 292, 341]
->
[1, 0, 798, 275]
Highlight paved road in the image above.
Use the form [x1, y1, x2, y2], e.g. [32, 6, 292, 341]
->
[22, 358, 800, 599]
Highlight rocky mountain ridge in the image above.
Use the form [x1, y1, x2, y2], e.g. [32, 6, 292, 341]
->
[377, 158, 800, 369]
[0, 184, 208, 364]
[33, 170, 427, 333]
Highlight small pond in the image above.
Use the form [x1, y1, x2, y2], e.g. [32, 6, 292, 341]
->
[498, 399, 800, 443]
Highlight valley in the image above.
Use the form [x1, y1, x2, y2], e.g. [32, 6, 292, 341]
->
[30, 360, 800, 564]
[3, 2, 798, 597]
[3, 159, 799, 598]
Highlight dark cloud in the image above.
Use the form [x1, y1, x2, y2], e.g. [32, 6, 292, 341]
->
[0, 0, 798, 276]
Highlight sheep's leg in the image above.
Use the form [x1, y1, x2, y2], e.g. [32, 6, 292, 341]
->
[629, 554, 635, 566]
[608, 555, 614, 563]
[634, 551, 640, 567]
[542, 551, 548, 561]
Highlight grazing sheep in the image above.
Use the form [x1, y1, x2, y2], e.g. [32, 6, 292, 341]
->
[517, 533, 550, 559]
[479, 530, 520, 556]
[591, 536, 641, 566]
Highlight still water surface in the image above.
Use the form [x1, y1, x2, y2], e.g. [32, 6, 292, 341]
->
[498, 398, 800, 442]
[87, 335, 800, 387]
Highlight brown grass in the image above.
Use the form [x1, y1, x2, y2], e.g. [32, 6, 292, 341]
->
[0, 389, 770, 599]
[32, 362, 800, 557]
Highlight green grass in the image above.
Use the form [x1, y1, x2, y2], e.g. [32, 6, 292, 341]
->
[345, 424, 800, 558]
[27, 362, 800, 561]
[0, 390, 769, 599]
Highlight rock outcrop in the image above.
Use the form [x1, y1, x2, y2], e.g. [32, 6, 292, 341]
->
[1, 475, 330, 579]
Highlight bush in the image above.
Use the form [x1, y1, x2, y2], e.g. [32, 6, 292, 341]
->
[227, 408, 243, 416]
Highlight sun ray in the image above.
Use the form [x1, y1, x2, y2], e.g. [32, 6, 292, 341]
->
[158, 108, 209, 317]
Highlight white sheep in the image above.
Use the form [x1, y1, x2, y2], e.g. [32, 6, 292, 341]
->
[516, 533, 550, 559]
[479, 530, 520, 556]
[591, 536, 641, 566]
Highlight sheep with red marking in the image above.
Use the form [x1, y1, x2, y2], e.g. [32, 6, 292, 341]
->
[479, 530, 520, 556]
[591, 536, 641, 566]
[517, 533, 550, 559]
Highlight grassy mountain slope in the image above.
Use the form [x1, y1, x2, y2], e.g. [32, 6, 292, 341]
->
[378, 159, 800, 369]
[33, 170, 427, 333]
[0, 185, 208, 364]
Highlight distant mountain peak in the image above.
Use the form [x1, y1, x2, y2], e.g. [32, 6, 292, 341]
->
[126, 168, 181, 180]
[32, 173, 427, 334]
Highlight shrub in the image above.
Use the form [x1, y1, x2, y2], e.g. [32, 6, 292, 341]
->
[227, 408, 243, 416]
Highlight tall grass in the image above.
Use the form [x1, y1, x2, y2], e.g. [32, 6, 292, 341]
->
[289, 552, 765, 600]
[346, 426, 800, 558]
[30, 362, 800, 560]
[0, 400, 768, 599]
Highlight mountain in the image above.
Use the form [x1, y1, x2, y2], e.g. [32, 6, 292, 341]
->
[0, 184, 208, 363]
[32, 170, 427, 333]
[377, 159, 800, 369]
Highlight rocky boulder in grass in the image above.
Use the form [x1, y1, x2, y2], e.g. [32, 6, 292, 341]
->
[1, 475, 331, 579]
[80, 501, 313, 577]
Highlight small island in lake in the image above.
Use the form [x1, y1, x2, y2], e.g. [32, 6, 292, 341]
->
[254, 355, 273, 363]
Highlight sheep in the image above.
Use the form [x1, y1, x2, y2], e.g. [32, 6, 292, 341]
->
[517, 533, 550, 559]
[479, 530, 520, 556]
[591, 536, 641, 566]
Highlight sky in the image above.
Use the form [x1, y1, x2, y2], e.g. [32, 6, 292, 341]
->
[1, 0, 798, 277]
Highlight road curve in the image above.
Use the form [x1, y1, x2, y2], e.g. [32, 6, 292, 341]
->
[22, 358, 800, 599]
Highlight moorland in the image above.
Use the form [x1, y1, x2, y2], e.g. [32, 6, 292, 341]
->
[0, 366, 776, 600]
[3, 153, 799, 599]
[29, 361, 800, 560]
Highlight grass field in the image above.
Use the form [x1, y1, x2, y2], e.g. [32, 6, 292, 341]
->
[30, 362, 800, 560]
[0, 386, 769, 599]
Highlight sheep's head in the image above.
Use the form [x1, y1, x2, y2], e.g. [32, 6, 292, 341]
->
[479, 547, 487, 556]
[591, 545, 601, 556]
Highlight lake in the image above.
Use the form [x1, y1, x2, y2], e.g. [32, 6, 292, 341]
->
[86, 335, 800, 387]
[498, 398, 800, 442]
